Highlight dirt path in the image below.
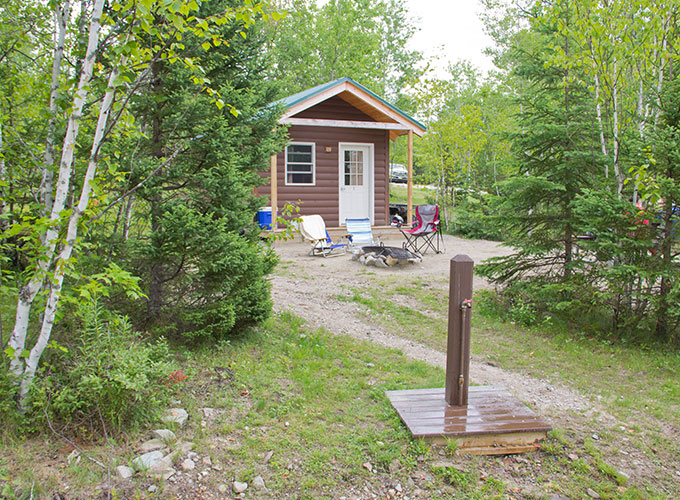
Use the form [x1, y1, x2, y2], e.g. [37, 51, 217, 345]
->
[271, 234, 596, 416]
[270, 234, 677, 493]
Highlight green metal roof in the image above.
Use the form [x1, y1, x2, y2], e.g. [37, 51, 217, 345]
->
[274, 77, 426, 132]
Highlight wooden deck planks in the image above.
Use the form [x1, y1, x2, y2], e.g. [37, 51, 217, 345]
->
[386, 385, 551, 454]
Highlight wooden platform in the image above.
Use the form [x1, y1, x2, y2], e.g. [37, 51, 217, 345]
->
[386, 385, 551, 455]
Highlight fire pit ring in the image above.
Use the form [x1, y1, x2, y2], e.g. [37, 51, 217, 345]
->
[351, 245, 422, 267]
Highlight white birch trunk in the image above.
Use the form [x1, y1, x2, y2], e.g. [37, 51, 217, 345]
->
[0, 123, 6, 227]
[612, 58, 623, 197]
[654, 20, 668, 128]
[8, 0, 105, 377]
[40, 0, 71, 215]
[593, 71, 609, 176]
[19, 58, 122, 404]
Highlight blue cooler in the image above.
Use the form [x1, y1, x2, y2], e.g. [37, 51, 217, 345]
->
[257, 207, 272, 229]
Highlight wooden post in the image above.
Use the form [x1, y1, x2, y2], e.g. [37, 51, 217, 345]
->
[407, 129, 413, 225]
[445, 255, 473, 407]
[270, 154, 278, 230]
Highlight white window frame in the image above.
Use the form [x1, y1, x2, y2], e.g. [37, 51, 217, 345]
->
[285, 142, 316, 186]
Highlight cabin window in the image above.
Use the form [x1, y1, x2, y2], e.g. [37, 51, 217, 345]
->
[285, 143, 315, 185]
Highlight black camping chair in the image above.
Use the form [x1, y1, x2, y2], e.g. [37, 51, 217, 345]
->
[400, 204, 445, 255]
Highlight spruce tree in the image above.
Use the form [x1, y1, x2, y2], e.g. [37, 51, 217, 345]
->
[103, 0, 287, 339]
[479, 4, 604, 287]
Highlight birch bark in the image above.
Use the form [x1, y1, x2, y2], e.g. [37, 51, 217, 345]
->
[19, 59, 122, 402]
[8, 0, 106, 378]
[40, 0, 71, 216]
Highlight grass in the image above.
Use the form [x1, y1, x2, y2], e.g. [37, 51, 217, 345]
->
[2, 309, 670, 499]
[388, 184, 435, 206]
[335, 273, 679, 497]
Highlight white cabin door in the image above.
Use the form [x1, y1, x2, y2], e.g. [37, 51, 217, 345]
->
[339, 143, 373, 224]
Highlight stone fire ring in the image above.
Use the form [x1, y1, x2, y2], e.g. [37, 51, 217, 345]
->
[351, 245, 422, 267]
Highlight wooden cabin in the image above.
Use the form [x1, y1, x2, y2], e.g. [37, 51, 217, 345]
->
[260, 77, 426, 228]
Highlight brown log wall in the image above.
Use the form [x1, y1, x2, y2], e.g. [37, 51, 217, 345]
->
[258, 123, 390, 227]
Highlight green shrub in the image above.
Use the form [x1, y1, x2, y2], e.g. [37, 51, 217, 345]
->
[450, 192, 505, 241]
[31, 299, 174, 435]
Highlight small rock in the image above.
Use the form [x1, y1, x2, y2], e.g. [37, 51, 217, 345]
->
[362, 462, 373, 471]
[148, 485, 157, 493]
[253, 475, 267, 490]
[203, 456, 212, 466]
[618, 470, 630, 481]
[395, 483, 402, 492]
[116, 465, 134, 479]
[217, 484, 228, 494]
[591, 433, 600, 441]
[389, 459, 401, 473]
[67, 450, 80, 465]
[140, 439, 166, 453]
[385, 256, 399, 266]
[201, 407, 215, 418]
[567, 453, 579, 461]
[133, 450, 164, 471]
[181, 459, 195, 471]
[366, 362, 375, 368]
[149, 456, 175, 479]
[263, 450, 274, 463]
[179, 441, 194, 453]
[233, 481, 248, 494]
[162, 408, 188, 426]
[586, 488, 601, 498]
[212, 463, 223, 471]
[152, 429, 177, 443]
[375, 258, 388, 268]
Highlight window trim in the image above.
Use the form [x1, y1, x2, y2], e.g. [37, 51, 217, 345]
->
[285, 142, 316, 186]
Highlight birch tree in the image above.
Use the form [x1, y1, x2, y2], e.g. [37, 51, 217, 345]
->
[3, 0, 279, 407]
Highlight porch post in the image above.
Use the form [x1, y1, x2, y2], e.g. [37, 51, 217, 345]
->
[407, 129, 413, 225]
[270, 154, 278, 230]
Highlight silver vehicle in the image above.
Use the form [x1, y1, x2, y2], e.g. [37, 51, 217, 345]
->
[389, 163, 408, 183]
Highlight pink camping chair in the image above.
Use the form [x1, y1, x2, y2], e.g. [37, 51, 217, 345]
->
[400, 205, 445, 255]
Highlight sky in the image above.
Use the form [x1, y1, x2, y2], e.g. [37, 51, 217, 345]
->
[402, 0, 497, 77]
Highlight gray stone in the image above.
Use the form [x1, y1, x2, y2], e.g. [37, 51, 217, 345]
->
[178, 441, 194, 452]
[67, 450, 80, 465]
[253, 475, 267, 491]
[263, 450, 274, 463]
[217, 484, 228, 494]
[587, 488, 601, 499]
[389, 459, 401, 473]
[133, 450, 164, 470]
[140, 438, 166, 453]
[181, 459, 195, 471]
[201, 407, 215, 419]
[152, 429, 177, 443]
[233, 481, 248, 493]
[116, 465, 134, 479]
[148, 485, 157, 493]
[148, 455, 175, 480]
[202, 456, 212, 466]
[162, 408, 189, 426]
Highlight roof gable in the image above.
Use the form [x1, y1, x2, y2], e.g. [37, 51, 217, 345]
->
[274, 77, 426, 140]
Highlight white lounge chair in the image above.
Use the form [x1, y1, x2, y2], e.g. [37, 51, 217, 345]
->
[299, 215, 347, 257]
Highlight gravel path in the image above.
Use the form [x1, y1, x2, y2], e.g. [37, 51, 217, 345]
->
[271, 234, 599, 417]
[271, 233, 677, 492]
